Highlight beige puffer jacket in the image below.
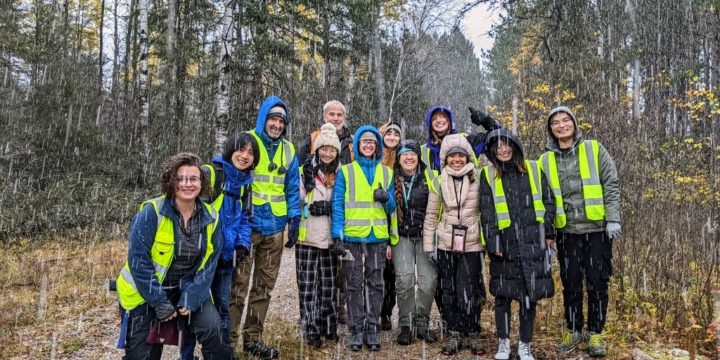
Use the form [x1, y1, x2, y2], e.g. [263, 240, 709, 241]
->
[299, 172, 334, 249]
[423, 134, 484, 253]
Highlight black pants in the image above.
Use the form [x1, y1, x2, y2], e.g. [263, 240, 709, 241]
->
[557, 231, 613, 333]
[123, 298, 235, 360]
[381, 261, 396, 320]
[494, 296, 537, 343]
[436, 250, 486, 334]
[343, 242, 386, 334]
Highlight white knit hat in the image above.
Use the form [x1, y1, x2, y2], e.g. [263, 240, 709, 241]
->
[314, 123, 341, 153]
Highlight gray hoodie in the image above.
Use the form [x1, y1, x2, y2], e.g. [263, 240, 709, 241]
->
[544, 107, 621, 234]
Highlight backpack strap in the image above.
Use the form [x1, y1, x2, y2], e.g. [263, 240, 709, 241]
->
[201, 163, 225, 203]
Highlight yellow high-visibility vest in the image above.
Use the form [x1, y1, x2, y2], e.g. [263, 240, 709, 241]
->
[539, 140, 605, 228]
[248, 130, 295, 217]
[341, 161, 399, 245]
[482, 160, 546, 230]
[116, 197, 218, 311]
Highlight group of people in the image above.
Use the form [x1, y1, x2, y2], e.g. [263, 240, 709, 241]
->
[114, 96, 621, 360]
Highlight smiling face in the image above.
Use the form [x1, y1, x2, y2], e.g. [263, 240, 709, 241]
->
[399, 152, 418, 174]
[318, 145, 338, 165]
[447, 153, 468, 171]
[265, 115, 286, 139]
[495, 139, 513, 162]
[549, 112, 575, 145]
[231, 144, 255, 171]
[431, 111, 450, 136]
[359, 139, 377, 158]
[383, 129, 400, 149]
[323, 105, 345, 132]
[174, 165, 202, 202]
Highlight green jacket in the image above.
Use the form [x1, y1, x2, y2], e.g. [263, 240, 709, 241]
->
[544, 136, 620, 234]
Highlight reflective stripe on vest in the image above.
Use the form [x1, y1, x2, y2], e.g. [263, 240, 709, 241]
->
[248, 130, 295, 217]
[116, 197, 218, 311]
[420, 145, 439, 185]
[538, 140, 605, 229]
[483, 160, 545, 231]
[298, 189, 313, 242]
[341, 162, 398, 244]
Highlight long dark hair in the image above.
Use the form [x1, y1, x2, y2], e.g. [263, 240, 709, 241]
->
[489, 138, 526, 179]
[160, 152, 209, 199]
[222, 132, 260, 170]
[316, 146, 340, 187]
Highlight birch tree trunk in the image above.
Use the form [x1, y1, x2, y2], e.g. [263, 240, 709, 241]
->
[371, 12, 387, 123]
[137, 0, 149, 185]
[98, 0, 105, 96]
[214, 0, 234, 154]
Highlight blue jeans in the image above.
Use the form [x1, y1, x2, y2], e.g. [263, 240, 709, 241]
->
[180, 269, 233, 360]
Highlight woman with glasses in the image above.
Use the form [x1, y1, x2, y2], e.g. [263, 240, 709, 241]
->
[390, 139, 439, 346]
[115, 152, 236, 360]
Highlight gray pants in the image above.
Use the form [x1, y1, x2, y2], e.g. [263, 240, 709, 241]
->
[342, 242, 386, 334]
[392, 237, 437, 329]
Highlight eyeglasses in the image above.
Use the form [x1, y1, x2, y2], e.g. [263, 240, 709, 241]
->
[177, 176, 201, 185]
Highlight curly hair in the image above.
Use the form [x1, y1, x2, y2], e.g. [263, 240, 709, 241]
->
[159, 152, 209, 199]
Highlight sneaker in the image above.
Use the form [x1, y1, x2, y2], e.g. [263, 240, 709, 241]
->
[416, 327, 438, 343]
[587, 332, 607, 357]
[557, 331, 585, 352]
[494, 338, 511, 360]
[243, 340, 279, 360]
[397, 326, 413, 346]
[441, 331, 461, 355]
[381, 315, 392, 331]
[365, 330, 381, 351]
[348, 332, 363, 352]
[518, 341, 535, 360]
[464, 332, 485, 355]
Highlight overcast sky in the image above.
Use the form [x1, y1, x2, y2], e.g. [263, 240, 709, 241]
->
[460, 4, 502, 60]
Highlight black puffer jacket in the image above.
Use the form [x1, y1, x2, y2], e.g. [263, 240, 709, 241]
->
[395, 165, 431, 238]
[479, 130, 556, 302]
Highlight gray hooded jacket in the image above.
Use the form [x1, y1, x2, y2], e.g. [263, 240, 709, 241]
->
[543, 107, 621, 234]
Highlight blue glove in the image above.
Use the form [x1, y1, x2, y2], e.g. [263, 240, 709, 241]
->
[285, 217, 300, 248]
[606, 221, 622, 239]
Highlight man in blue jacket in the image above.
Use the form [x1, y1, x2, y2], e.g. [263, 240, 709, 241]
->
[331, 125, 398, 352]
[229, 96, 301, 360]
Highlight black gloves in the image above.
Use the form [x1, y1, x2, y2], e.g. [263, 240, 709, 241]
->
[154, 302, 177, 321]
[469, 106, 495, 131]
[235, 246, 250, 264]
[309, 200, 332, 216]
[373, 187, 390, 203]
[285, 217, 300, 248]
[302, 157, 318, 193]
[330, 238, 348, 257]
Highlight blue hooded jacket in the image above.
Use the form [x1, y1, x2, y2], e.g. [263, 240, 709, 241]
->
[209, 155, 253, 273]
[127, 198, 220, 312]
[424, 105, 497, 170]
[250, 96, 301, 235]
[331, 125, 397, 243]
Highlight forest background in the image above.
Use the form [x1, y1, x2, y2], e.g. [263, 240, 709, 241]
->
[0, 0, 718, 358]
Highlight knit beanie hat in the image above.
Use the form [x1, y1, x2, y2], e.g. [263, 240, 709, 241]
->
[446, 146, 468, 157]
[267, 106, 287, 121]
[382, 121, 402, 137]
[314, 123, 341, 153]
[359, 131, 377, 143]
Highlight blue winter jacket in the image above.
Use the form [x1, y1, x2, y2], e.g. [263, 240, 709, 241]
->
[127, 197, 220, 312]
[209, 155, 253, 273]
[250, 95, 301, 235]
[331, 125, 397, 243]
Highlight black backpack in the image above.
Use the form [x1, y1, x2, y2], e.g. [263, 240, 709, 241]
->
[201, 163, 252, 213]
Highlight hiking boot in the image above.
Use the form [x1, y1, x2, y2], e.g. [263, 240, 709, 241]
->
[494, 338, 511, 360]
[557, 331, 585, 352]
[464, 332, 485, 355]
[397, 326, 413, 346]
[416, 326, 438, 343]
[441, 331, 460, 355]
[587, 332, 607, 357]
[324, 333, 338, 343]
[518, 341, 535, 360]
[365, 330, 381, 351]
[243, 340, 279, 360]
[305, 335, 322, 349]
[381, 315, 392, 331]
[348, 332, 363, 352]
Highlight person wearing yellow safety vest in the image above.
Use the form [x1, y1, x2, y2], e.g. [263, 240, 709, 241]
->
[478, 129, 556, 360]
[422, 134, 486, 356]
[390, 139, 440, 346]
[229, 96, 301, 360]
[296, 123, 342, 349]
[115, 152, 236, 360]
[541, 106, 621, 358]
[330, 125, 398, 352]
[180, 133, 258, 360]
